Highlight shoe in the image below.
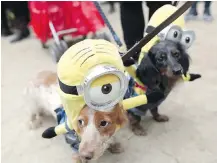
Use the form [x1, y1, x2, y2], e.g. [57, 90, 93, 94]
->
[203, 9, 214, 22]
[10, 27, 30, 43]
[185, 8, 198, 21]
[1, 28, 13, 37]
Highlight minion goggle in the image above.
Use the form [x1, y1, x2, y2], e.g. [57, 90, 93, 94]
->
[157, 24, 196, 49]
[59, 64, 128, 112]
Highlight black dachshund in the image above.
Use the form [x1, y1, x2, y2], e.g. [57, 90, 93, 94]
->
[125, 40, 201, 135]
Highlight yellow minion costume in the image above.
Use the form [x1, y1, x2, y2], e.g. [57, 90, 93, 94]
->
[126, 4, 197, 82]
[42, 39, 163, 139]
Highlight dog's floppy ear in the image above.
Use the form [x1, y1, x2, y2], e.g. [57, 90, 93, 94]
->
[177, 43, 190, 75]
[136, 53, 159, 89]
[115, 104, 128, 127]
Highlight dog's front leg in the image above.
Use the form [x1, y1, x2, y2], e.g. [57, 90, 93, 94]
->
[72, 152, 86, 163]
[150, 107, 169, 122]
[127, 111, 147, 136]
[107, 136, 124, 154]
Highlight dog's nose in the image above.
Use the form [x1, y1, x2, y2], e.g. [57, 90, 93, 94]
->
[173, 69, 182, 75]
[172, 65, 183, 75]
[80, 152, 93, 160]
[85, 156, 92, 160]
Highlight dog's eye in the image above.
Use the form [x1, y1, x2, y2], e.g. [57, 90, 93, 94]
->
[157, 53, 166, 62]
[78, 119, 85, 127]
[172, 51, 180, 59]
[158, 57, 163, 62]
[100, 120, 109, 127]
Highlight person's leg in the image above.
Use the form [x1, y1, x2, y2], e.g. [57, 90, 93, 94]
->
[120, 2, 144, 61]
[1, 2, 13, 36]
[203, 1, 213, 22]
[9, 1, 30, 42]
[204, 1, 211, 10]
[185, 1, 199, 21]
[109, 2, 115, 14]
[146, 1, 172, 20]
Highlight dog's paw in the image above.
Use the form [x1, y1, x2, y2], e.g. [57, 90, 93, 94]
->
[153, 115, 169, 122]
[131, 124, 147, 136]
[72, 153, 82, 163]
[189, 73, 201, 81]
[108, 142, 124, 154]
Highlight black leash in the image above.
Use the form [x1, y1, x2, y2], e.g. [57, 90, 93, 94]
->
[122, 1, 193, 62]
[94, 1, 123, 47]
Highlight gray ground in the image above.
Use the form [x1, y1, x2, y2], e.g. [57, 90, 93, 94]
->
[1, 2, 217, 163]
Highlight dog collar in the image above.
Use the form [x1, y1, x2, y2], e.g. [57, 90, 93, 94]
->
[135, 82, 147, 92]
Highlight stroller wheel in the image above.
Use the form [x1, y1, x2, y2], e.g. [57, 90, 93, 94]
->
[49, 40, 68, 63]
[59, 40, 68, 52]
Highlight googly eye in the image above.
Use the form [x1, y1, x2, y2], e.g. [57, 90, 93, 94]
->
[166, 27, 182, 43]
[100, 120, 109, 127]
[101, 84, 112, 94]
[88, 81, 122, 106]
[180, 31, 195, 49]
[185, 37, 190, 43]
[173, 31, 178, 38]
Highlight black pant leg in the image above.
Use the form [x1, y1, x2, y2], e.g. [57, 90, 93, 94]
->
[1, 2, 9, 30]
[12, 1, 30, 26]
[120, 1, 145, 54]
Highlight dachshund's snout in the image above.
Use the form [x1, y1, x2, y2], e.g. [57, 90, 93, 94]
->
[172, 65, 183, 75]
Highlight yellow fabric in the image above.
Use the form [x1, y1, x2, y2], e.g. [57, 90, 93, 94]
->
[54, 123, 68, 135]
[182, 73, 191, 81]
[125, 66, 146, 95]
[123, 95, 147, 110]
[125, 66, 137, 79]
[139, 5, 185, 63]
[58, 39, 124, 86]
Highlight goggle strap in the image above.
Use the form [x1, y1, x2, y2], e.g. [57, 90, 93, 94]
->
[58, 78, 78, 95]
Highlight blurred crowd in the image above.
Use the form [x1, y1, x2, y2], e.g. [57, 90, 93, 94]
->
[185, 1, 213, 21]
[1, 1, 214, 47]
[1, 1, 30, 42]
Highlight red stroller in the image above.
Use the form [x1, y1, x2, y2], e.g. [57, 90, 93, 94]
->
[29, 1, 109, 62]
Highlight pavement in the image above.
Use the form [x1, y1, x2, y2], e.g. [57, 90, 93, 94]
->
[1, 2, 217, 163]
